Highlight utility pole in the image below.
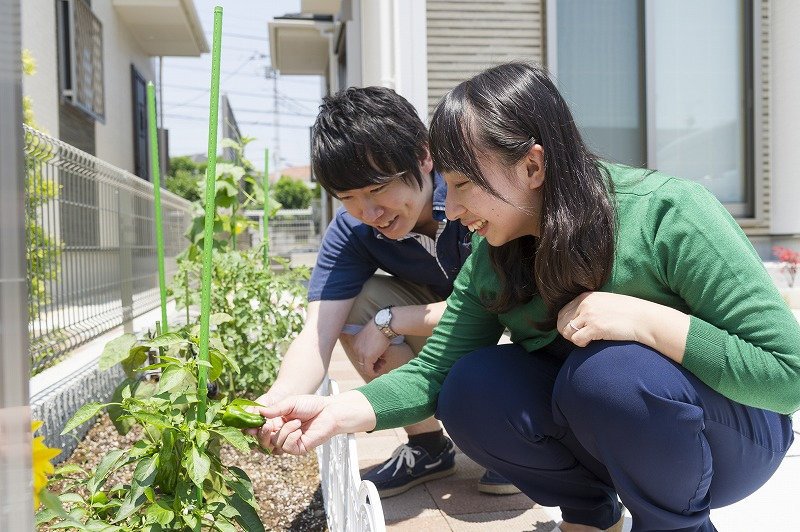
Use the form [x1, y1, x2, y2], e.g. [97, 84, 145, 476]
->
[265, 66, 280, 180]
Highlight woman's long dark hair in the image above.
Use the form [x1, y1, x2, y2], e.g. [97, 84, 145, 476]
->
[429, 62, 616, 329]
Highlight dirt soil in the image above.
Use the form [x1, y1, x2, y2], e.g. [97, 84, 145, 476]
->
[43, 413, 327, 531]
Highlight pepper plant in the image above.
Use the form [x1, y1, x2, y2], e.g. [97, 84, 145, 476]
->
[172, 247, 309, 397]
[36, 325, 267, 531]
[184, 137, 281, 257]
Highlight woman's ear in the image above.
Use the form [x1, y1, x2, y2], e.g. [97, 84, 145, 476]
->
[420, 145, 434, 174]
[525, 144, 545, 190]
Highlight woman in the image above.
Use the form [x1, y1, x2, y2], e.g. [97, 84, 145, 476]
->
[255, 63, 799, 532]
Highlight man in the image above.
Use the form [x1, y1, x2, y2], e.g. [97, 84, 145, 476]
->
[255, 86, 517, 497]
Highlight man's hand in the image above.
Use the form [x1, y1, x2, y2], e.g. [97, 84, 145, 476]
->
[344, 321, 391, 378]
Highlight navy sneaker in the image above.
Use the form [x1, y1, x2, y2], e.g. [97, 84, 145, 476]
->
[362, 438, 456, 498]
[477, 469, 521, 495]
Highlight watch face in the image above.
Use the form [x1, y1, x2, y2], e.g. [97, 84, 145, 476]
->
[375, 308, 391, 327]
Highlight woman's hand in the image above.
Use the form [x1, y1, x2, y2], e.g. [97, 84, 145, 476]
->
[252, 390, 377, 455]
[558, 292, 643, 346]
[557, 292, 690, 363]
[246, 386, 294, 455]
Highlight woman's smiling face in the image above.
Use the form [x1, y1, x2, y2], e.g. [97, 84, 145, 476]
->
[443, 144, 545, 246]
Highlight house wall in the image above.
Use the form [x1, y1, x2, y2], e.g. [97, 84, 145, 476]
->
[92, 1, 155, 175]
[20, 1, 155, 175]
[769, 0, 800, 236]
[20, 0, 59, 134]
[426, 0, 544, 115]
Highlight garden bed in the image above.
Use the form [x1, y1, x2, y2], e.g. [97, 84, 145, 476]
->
[44, 413, 327, 531]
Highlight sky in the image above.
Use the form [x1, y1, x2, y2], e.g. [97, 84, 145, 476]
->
[162, 0, 323, 174]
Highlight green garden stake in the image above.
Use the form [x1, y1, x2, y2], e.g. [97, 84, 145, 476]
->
[196, 5, 224, 514]
[147, 82, 168, 333]
[263, 148, 270, 265]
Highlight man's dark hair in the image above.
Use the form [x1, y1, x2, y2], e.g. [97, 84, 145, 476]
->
[311, 86, 429, 195]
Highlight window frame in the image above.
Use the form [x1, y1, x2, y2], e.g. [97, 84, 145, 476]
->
[57, 0, 106, 123]
[546, 0, 762, 220]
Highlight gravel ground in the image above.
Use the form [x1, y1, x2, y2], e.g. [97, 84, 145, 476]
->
[43, 413, 327, 531]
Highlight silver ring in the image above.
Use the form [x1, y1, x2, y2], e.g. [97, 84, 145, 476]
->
[568, 321, 580, 332]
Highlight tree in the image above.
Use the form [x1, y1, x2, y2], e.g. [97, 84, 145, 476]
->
[273, 176, 312, 210]
[165, 156, 205, 202]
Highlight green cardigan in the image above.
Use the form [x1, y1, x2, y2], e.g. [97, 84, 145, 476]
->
[358, 163, 800, 430]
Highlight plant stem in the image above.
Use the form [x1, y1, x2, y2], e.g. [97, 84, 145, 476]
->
[147, 82, 169, 334]
[197, 4, 224, 518]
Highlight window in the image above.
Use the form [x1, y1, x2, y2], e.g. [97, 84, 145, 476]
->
[57, 0, 105, 122]
[131, 65, 149, 180]
[548, 0, 755, 216]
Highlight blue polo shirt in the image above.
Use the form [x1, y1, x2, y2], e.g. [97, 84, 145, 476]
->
[307, 173, 472, 302]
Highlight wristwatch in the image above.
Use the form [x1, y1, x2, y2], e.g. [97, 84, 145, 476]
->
[373, 306, 399, 340]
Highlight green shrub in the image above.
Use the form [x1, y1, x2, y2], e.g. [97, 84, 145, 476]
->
[38, 327, 266, 531]
[172, 247, 309, 397]
[273, 176, 312, 210]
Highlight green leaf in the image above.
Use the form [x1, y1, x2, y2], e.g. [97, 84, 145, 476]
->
[133, 379, 158, 399]
[59, 492, 84, 504]
[212, 426, 251, 454]
[157, 366, 194, 394]
[108, 378, 138, 435]
[53, 464, 85, 476]
[120, 346, 150, 377]
[208, 351, 223, 381]
[145, 501, 174, 526]
[98, 334, 137, 371]
[133, 412, 171, 431]
[212, 517, 239, 532]
[145, 333, 186, 348]
[210, 312, 234, 326]
[113, 481, 147, 523]
[187, 445, 211, 488]
[39, 489, 69, 518]
[226, 466, 255, 503]
[35, 508, 58, 526]
[181, 511, 199, 529]
[132, 455, 158, 487]
[87, 449, 126, 493]
[226, 492, 265, 532]
[61, 402, 105, 434]
[212, 348, 239, 374]
[154, 430, 178, 494]
[208, 336, 228, 355]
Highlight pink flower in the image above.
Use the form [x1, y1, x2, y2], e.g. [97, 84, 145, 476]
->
[773, 246, 800, 288]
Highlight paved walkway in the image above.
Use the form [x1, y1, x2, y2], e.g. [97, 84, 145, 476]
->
[326, 334, 800, 532]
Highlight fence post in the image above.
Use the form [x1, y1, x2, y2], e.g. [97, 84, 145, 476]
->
[116, 188, 135, 333]
[0, 0, 35, 527]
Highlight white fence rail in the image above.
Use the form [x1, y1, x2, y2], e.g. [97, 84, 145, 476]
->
[317, 377, 386, 532]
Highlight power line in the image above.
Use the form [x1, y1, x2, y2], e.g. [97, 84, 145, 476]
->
[164, 101, 317, 118]
[164, 83, 322, 104]
[165, 64, 320, 85]
[165, 113, 312, 130]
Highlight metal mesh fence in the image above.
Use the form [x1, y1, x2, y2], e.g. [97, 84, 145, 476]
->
[246, 199, 323, 257]
[24, 125, 193, 374]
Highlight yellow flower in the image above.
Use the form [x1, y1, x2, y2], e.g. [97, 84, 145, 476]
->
[32, 420, 61, 509]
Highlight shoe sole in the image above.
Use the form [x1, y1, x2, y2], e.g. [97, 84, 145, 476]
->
[376, 465, 456, 498]
[477, 483, 522, 495]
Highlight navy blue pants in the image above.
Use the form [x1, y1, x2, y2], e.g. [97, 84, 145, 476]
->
[436, 340, 794, 531]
